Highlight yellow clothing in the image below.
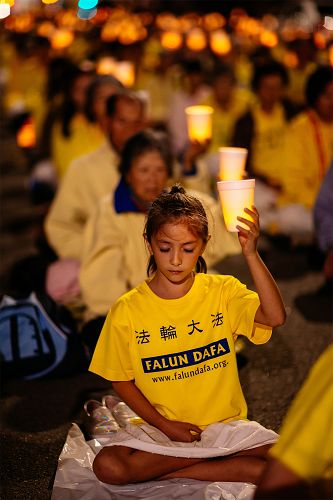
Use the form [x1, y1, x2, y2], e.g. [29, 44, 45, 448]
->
[51, 114, 105, 179]
[201, 89, 252, 153]
[287, 63, 317, 106]
[89, 273, 271, 428]
[269, 344, 333, 488]
[251, 102, 289, 184]
[173, 158, 213, 197]
[4, 53, 47, 134]
[45, 141, 120, 260]
[80, 190, 240, 319]
[281, 111, 333, 209]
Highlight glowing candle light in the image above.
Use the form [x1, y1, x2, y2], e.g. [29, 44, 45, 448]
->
[185, 105, 213, 143]
[260, 30, 278, 48]
[114, 61, 135, 87]
[51, 28, 74, 49]
[210, 30, 232, 55]
[0, 2, 10, 19]
[218, 147, 248, 181]
[160, 30, 182, 51]
[186, 28, 207, 51]
[217, 179, 255, 232]
[17, 117, 36, 149]
[96, 56, 117, 75]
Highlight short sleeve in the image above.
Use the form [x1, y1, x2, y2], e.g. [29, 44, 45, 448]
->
[89, 300, 135, 381]
[226, 276, 272, 344]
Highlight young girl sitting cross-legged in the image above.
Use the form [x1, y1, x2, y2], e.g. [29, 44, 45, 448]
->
[89, 184, 286, 486]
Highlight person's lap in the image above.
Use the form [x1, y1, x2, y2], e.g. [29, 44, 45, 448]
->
[93, 443, 272, 486]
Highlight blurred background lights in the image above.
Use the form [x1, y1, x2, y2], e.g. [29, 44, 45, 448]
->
[210, 30, 232, 55]
[186, 27, 207, 51]
[0, 2, 11, 19]
[160, 30, 182, 51]
[77, 7, 96, 20]
[16, 117, 36, 149]
[115, 61, 135, 87]
[78, 0, 98, 10]
[50, 28, 74, 49]
[260, 30, 279, 47]
[96, 56, 116, 75]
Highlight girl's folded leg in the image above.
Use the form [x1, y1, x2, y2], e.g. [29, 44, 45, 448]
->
[93, 445, 205, 485]
[93, 443, 272, 486]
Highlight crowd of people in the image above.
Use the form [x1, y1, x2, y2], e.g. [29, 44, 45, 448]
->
[1, 28, 333, 498]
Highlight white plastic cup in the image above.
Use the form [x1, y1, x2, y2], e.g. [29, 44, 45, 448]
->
[217, 178, 255, 232]
[185, 105, 213, 143]
[218, 147, 248, 181]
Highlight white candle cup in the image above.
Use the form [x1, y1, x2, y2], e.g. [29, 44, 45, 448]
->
[218, 147, 248, 181]
[185, 105, 213, 143]
[217, 178, 255, 232]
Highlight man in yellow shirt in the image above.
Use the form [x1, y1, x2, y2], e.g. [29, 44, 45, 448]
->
[201, 64, 253, 155]
[255, 344, 333, 499]
[199, 63, 253, 184]
[44, 92, 147, 261]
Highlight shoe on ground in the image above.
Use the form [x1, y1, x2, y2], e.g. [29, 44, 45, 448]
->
[84, 399, 119, 438]
[103, 395, 144, 427]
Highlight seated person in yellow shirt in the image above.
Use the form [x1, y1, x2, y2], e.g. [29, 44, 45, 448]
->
[280, 66, 333, 233]
[50, 64, 103, 180]
[255, 343, 333, 499]
[89, 185, 286, 486]
[79, 129, 240, 352]
[45, 92, 147, 263]
[200, 63, 253, 178]
[233, 60, 303, 235]
[44, 92, 147, 305]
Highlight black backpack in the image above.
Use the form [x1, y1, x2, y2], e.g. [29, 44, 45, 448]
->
[0, 292, 89, 380]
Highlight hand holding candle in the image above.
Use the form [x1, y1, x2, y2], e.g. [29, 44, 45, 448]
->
[236, 206, 260, 257]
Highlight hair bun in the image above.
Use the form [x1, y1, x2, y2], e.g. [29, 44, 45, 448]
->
[169, 184, 186, 195]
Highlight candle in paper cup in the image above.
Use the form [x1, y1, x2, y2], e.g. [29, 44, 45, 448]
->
[218, 147, 248, 181]
[217, 178, 255, 232]
[185, 105, 213, 143]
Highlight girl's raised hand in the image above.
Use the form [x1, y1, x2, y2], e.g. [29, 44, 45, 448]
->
[236, 206, 260, 256]
[160, 419, 202, 443]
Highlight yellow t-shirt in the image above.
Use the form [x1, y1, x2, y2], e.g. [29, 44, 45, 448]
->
[201, 89, 252, 153]
[251, 102, 288, 184]
[89, 273, 271, 428]
[270, 344, 333, 485]
[51, 114, 105, 179]
[45, 141, 120, 260]
[280, 111, 333, 208]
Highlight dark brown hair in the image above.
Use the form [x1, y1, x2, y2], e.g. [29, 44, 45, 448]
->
[144, 184, 209, 276]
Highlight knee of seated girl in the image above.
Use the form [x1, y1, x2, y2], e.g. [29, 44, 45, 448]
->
[93, 446, 130, 485]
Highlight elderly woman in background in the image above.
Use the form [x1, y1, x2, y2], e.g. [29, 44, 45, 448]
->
[79, 128, 240, 352]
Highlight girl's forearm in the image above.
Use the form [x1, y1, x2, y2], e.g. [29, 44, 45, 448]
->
[245, 251, 286, 327]
[112, 380, 168, 430]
